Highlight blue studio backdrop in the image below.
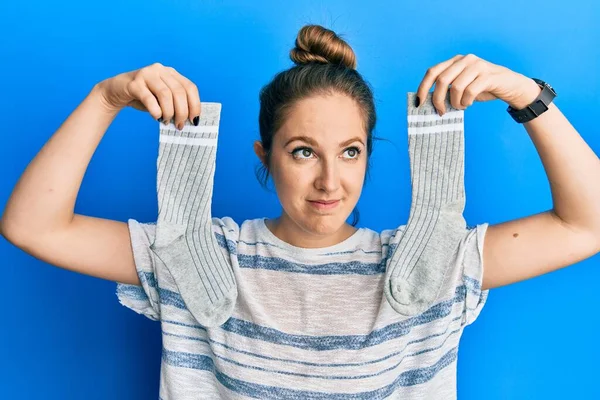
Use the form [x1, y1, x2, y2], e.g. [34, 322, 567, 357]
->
[1, 0, 599, 399]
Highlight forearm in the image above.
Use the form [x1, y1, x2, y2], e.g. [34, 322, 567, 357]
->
[1, 84, 120, 238]
[511, 81, 600, 234]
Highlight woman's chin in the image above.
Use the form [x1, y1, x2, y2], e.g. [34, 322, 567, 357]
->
[300, 215, 346, 236]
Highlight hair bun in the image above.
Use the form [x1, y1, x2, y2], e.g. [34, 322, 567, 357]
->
[289, 25, 357, 69]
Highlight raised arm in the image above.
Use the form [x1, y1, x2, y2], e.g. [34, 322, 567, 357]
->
[414, 54, 600, 291]
[0, 63, 202, 285]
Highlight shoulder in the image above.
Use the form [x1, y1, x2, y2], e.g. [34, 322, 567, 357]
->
[211, 215, 241, 235]
[377, 224, 408, 246]
[352, 224, 407, 260]
[210, 216, 245, 256]
[238, 217, 265, 239]
[212, 216, 267, 245]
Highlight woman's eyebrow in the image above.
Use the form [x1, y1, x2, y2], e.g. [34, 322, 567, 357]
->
[284, 135, 364, 147]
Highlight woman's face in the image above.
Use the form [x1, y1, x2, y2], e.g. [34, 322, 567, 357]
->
[254, 92, 368, 243]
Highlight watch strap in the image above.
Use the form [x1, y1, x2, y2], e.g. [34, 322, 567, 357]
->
[507, 78, 556, 123]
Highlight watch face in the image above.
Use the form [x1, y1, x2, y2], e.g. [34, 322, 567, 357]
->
[534, 78, 556, 95]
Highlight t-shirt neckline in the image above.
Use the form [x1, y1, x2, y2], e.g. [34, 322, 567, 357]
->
[258, 217, 365, 255]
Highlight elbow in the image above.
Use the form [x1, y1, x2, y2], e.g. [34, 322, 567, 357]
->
[0, 216, 9, 241]
[594, 230, 600, 255]
[0, 216, 32, 248]
[1, 217, 17, 245]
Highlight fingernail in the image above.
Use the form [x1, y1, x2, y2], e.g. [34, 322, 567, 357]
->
[193, 116, 199, 126]
[415, 96, 420, 107]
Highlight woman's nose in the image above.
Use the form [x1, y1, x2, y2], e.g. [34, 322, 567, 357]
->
[315, 160, 340, 192]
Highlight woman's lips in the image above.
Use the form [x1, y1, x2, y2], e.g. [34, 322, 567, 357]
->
[308, 200, 340, 210]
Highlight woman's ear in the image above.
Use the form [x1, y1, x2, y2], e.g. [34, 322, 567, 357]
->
[253, 140, 267, 167]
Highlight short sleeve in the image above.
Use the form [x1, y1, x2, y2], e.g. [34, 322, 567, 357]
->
[116, 219, 162, 321]
[115, 216, 241, 322]
[461, 222, 490, 326]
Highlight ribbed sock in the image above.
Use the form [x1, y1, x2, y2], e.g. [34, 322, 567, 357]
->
[149, 103, 237, 327]
[384, 92, 467, 316]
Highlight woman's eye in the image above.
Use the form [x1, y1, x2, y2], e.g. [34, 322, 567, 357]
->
[344, 147, 361, 159]
[290, 146, 362, 160]
[291, 147, 313, 159]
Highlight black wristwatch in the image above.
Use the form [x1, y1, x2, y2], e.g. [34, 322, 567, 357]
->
[507, 78, 557, 123]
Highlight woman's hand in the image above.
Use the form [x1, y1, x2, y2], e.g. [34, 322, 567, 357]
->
[96, 63, 202, 130]
[415, 54, 542, 116]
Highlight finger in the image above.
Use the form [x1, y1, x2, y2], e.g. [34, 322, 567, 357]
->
[145, 74, 174, 123]
[168, 68, 202, 125]
[416, 54, 463, 108]
[160, 72, 188, 130]
[432, 58, 470, 115]
[461, 74, 489, 108]
[126, 79, 162, 119]
[448, 64, 480, 110]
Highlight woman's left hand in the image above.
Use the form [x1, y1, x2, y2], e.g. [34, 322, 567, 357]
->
[416, 53, 542, 116]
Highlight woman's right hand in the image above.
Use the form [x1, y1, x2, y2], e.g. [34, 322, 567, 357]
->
[96, 63, 202, 130]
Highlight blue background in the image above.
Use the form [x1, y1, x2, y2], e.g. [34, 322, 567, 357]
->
[1, 0, 599, 398]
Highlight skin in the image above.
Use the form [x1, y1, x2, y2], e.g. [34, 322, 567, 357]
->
[253, 92, 368, 248]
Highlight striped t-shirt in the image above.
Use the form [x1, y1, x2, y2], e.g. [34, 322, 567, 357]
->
[116, 215, 489, 399]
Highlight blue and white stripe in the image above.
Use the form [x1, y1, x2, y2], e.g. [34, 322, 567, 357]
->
[116, 216, 489, 399]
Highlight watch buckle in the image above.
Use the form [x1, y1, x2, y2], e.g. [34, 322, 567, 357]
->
[529, 99, 548, 116]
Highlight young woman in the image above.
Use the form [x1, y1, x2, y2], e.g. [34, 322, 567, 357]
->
[2, 24, 599, 399]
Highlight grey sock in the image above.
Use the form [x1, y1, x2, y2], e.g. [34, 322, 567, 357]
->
[149, 103, 237, 327]
[384, 92, 467, 316]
